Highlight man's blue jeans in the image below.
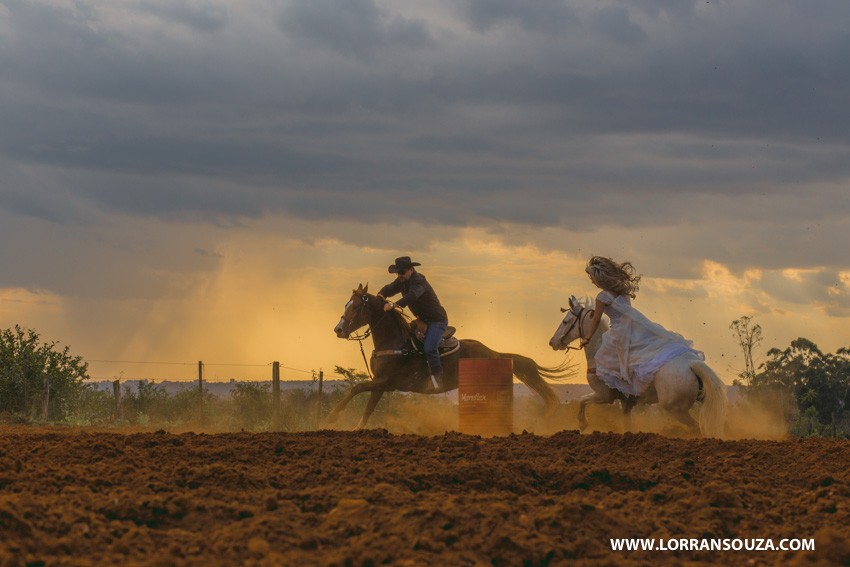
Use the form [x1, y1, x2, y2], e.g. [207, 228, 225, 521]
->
[423, 321, 448, 375]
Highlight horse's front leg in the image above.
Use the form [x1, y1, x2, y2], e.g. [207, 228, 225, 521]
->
[618, 396, 639, 432]
[355, 390, 385, 430]
[327, 382, 374, 424]
[578, 391, 616, 431]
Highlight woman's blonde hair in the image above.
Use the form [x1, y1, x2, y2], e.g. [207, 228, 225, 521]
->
[585, 256, 641, 298]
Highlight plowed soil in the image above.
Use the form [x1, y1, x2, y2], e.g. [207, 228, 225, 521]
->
[1, 426, 848, 566]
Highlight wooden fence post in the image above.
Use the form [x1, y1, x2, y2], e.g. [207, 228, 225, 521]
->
[272, 361, 281, 430]
[41, 373, 50, 421]
[316, 370, 324, 429]
[23, 372, 29, 417]
[198, 360, 204, 422]
[113, 379, 122, 420]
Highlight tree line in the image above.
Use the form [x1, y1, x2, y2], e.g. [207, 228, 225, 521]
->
[730, 316, 850, 436]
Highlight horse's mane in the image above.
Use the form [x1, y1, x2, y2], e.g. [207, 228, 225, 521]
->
[370, 293, 413, 341]
[573, 294, 609, 331]
[388, 307, 413, 342]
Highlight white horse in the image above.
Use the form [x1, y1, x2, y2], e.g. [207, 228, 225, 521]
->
[548, 296, 727, 438]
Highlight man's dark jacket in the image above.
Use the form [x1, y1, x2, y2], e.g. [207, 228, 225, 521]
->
[379, 272, 448, 323]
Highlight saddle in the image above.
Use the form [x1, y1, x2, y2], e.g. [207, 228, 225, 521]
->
[410, 320, 460, 357]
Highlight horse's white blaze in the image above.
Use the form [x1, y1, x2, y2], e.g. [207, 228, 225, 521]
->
[549, 309, 584, 349]
[335, 300, 354, 334]
[549, 314, 575, 348]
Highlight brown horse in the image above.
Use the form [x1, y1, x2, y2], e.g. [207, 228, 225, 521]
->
[329, 284, 573, 429]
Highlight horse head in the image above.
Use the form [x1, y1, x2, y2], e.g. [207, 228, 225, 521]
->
[548, 295, 592, 350]
[334, 283, 374, 338]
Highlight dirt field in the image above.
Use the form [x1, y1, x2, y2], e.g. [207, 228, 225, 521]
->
[1, 426, 848, 566]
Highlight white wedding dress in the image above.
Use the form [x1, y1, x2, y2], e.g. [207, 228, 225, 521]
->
[594, 290, 704, 397]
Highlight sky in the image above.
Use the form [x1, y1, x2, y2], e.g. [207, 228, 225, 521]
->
[1, 0, 850, 384]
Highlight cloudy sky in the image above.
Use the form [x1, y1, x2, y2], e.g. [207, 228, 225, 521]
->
[2, 0, 849, 383]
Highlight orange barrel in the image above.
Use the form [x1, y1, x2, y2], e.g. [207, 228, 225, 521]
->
[458, 358, 513, 436]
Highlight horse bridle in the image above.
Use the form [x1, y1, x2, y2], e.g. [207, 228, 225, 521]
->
[560, 306, 593, 351]
[343, 293, 405, 378]
[343, 296, 373, 342]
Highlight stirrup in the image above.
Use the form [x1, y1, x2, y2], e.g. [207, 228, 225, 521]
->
[425, 373, 441, 392]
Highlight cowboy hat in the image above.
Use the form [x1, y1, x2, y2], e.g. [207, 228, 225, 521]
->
[388, 256, 421, 274]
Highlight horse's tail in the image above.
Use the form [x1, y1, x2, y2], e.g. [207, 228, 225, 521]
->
[690, 361, 728, 439]
[535, 358, 579, 382]
[500, 352, 577, 409]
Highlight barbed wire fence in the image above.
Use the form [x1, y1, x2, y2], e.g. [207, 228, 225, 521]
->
[85, 358, 328, 429]
[86, 358, 317, 381]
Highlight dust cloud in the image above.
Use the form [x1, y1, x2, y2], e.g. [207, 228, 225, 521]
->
[324, 389, 790, 441]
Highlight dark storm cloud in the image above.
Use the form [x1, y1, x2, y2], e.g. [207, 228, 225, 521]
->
[2, 0, 850, 267]
[137, 1, 228, 33]
[462, 0, 577, 35]
[632, 0, 696, 19]
[277, 0, 434, 58]
[0, 186, 67, 224]
[3, 128, 369, 180]
[589, 5, 645, 46]
[0, 0, 227, 105]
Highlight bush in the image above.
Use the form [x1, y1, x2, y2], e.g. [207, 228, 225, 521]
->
[0, 326, 88, 421]
[122, 380, 169, 423]
[68, 385, 115, 426]
[744, 338, 850, 437]
[230, 382, 272, 431]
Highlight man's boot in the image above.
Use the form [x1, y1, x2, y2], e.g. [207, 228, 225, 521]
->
[427, 370, 443, 392]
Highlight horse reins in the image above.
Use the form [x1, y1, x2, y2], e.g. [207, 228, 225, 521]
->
[344, 297, 378, 379]
[349, 330, 373, 380]
[562, 307, 597, 376]
[561, 307, 593, 352]
[345, 294, 408, 379]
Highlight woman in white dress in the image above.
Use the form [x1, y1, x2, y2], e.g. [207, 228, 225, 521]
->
[580, 256, 704, 397]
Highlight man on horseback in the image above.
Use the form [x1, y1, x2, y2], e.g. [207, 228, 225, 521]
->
[377, 256, 448, 392]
